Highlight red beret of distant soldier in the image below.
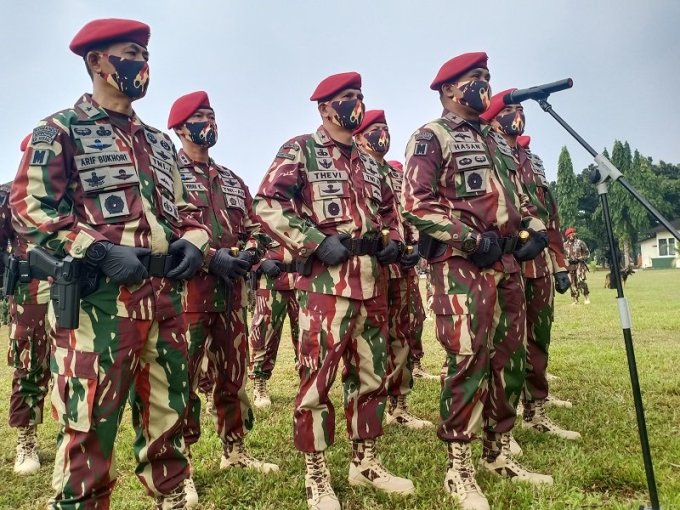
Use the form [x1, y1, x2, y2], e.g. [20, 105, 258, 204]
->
[310, 72, 362, 102]
[70, 18, 151, 56]
[168, 91, 212, 129]
[20, 134, 31, 152]
[387, 160, 403, 172]
[480, 88, 517, 122]
[565, 227, 576, 236]
[517, 135, 531, 148]
[430, 52, 488, 91]
[353, 109, 386, 135]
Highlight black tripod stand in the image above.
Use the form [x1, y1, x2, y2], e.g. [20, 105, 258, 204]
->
[531, 95, 679, 510]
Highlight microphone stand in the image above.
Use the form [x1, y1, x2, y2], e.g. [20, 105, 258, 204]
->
[534, 95, 675, 510]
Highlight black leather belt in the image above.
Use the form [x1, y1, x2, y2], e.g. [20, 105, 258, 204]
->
[279, 262, 297, 273]
[139, 254, 177, 277]
[497, 235, 519, 254]
[341, 236, 381, 256]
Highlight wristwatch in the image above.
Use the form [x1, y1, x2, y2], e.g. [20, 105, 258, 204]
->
[85, 241, 109, 263]
[461, 232, 479, 254]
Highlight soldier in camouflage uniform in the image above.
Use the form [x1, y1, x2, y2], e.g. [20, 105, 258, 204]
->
[254, 72, 414, 510]
[249, 241, 300, 408]
[4, 137, 52, 476]
[482, 95, 581, 448]
[167, 91, 279, 507]
[564, 227, 591, 304]
[11, 19, 209, 510]
[354, 110, 433, 430]
[386, 161, 437, 381]
[402, 53, 553, 510]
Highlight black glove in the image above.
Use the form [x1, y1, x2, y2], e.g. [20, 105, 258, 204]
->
[96, 242, 150, 285]
[315, 234, 351, 266]
[377, 240, 401, 265]
[166, 239, 204, 280]
[260, 259, 282, 278]
[209, 248, 250, 280]
[238, 249, 258, 271]
[513, 230, 549, 262]
[400, 245, 420, 269]
[554, 271, 571, 294]
[469, 231, 503, 268]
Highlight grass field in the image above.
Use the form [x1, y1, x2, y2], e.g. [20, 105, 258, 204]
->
[0, 269, 678, 509]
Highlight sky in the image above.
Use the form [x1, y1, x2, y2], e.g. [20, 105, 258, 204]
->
[1, 0, 679, 194]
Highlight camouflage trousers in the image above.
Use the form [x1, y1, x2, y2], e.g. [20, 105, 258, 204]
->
[385, 276, 414, 397]
[522, 274, 554, 402]
[432, 262, 526, 443]
[294, 291, 388, 453]
[408, 274, 426, 362]
[7, 301, 51, 428]
[569, 262, 589, 299]
[184, 305, 254, 446]
[50, 303, 189, 509]
[249, 288, 299, 380]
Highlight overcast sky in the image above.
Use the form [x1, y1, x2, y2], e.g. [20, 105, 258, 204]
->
[2, 0, 678, 193]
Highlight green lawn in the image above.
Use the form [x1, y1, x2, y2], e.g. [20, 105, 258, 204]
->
[0, 269, 678, 509]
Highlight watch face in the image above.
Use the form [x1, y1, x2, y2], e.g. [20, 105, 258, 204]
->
[462, 238, 477, 253]
[88, 242, 107, 261]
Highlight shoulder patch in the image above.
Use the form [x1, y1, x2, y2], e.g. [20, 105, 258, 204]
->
[415, 131, 434, 141]
[414, 142, 429, 156]
[277, 151, 296, 161]
[32, 125, 59, 145]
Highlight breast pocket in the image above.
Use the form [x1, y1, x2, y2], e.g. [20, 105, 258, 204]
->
[443, 150, 491, 199]
[310, 181, 352, 226]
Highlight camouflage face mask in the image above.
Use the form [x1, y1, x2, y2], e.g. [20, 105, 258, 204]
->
[363, 128, 391, 154]
[329, 99, 365, 130]
[496, 109, 525, 136]
[185, 121, 218, 148]
[454, 79, 491, 114]
[99, 54, 150, 99]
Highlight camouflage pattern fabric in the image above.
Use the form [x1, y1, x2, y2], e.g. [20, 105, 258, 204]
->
[11, 93, 208, 507]
[522, 274, 553, 401]
[293, 291, 388, 452]
[51, 305, 189, 508]
[408, 271, 426, 362]
[402, 112, 533, 442]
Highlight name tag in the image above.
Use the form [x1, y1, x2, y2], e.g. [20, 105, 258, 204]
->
[308, 170, 348, 182]
[184, 182, 207, 192]
[449, 141, 485, 153]
[74, 151, 132, 171]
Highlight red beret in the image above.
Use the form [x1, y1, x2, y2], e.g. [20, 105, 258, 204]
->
[517, 135, 531, 149]
[20, 134, 31, 152]
[387, 160, 403, 172]
[565, 227, 576, 236]
[430, 52, 488, 91]
[310, 72, 362, 102]
[168, 91, 212, 129]
[353, 109, 387, 135]
[479, 88, 516, 121]
[70, 18, 150, 56]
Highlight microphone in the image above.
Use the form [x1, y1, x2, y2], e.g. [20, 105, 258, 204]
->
[504, 78, 573, 104]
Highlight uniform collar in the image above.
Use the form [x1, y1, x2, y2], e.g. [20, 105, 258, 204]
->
[74, 93, 143, 129]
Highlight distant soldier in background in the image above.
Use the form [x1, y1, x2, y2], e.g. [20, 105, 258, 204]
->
[564, 227, 591, 304]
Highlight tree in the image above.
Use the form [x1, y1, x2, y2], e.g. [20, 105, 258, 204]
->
[555, 146, 580, 231]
